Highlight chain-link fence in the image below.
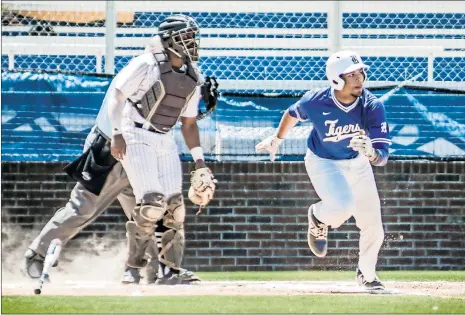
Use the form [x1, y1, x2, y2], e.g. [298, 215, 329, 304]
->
[2, 1, 465, 161]
[2, 1, 464, 94]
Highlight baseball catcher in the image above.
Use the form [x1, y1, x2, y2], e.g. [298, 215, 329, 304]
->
[108, 14, 218, 285]
[23, 15, 219, 286]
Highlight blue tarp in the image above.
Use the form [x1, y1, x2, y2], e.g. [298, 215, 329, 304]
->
[2, 71, 465, 162]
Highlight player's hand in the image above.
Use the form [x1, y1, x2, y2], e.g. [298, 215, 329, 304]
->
[255, 135, 284, 161]
[348, 134, 375, 159]
[111, 134, 126, 161]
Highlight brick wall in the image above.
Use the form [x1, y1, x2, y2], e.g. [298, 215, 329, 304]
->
[2, 161, 465, 271]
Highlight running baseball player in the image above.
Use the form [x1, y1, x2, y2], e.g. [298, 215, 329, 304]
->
[108, 14, 217, 285]
[22, 26, 217, 284]
[256, 50, 391, 290]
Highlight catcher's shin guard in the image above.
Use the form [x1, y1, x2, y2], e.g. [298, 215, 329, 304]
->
[159, 229, 185, 269]
[157, 194, 185, 273]
[126, 192, 166, 268]
[125, 221, 152, 268]
[145, 227, 163, 284]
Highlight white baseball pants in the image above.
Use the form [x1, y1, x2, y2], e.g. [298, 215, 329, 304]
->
[120, 118, 183, 203]
[304, 149, 385, 282]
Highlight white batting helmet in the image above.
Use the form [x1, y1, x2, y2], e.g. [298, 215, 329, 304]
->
[326, 51, 369, 90]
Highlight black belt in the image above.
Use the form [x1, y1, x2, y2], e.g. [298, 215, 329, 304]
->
[134, 122, 164, 134]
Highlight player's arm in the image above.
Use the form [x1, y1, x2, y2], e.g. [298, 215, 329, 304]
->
[181, 87, 217, 211]
[349, 99, 391, 166]
[276, 109, 300, 139]
[180, 116, 205, 168]
[180, 86, 205, 169]
[108, 57, 148, 160]
[256, 91, 312, 161]
[107, 87, 127, 160]
[182, 115, 217, 211]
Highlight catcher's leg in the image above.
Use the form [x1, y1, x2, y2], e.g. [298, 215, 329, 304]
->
[144, 232, 161, 283]
[125, 192, 166, 270]
[154, 194, 199, 285]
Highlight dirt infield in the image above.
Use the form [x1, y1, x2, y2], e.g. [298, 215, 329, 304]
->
[2, 231, 464, 299]
[3, 280, 465, 297]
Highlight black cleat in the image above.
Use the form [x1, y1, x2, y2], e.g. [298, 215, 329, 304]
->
[356, 267, 385, 290]
[307, 206, 328, 257]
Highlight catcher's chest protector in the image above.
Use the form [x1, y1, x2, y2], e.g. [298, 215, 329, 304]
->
[134, 52, 198, 133]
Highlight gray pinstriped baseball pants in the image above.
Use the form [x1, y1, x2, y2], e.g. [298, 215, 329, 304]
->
[28, 127, 136, 257]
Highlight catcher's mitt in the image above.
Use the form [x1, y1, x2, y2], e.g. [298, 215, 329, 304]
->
[188, 167, 217, 214]
[197, 76, 219, 120]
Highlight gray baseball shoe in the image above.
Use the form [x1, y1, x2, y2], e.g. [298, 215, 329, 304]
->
[307, 205, 328, 257]
[121, 267, 142, 284]
[154, 265, 201, 285]
[24, 249, 45, 279]
[356, 267, 385, 290]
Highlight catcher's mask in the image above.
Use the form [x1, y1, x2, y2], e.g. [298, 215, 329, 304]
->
[158, 14, 200, 63]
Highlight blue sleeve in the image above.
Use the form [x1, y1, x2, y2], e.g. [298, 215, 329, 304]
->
[288, 90, 314, 121]
[366, 98, 391, 166]
[367, 99, 391, 152]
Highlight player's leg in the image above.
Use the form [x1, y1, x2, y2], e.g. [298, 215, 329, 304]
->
[155, 193, 186, 284]
[117, 185, 137, 221]
[304, 150, 356, 257]
[120, 132, 167, 279]
[25, 162, 130, 278]
[155, 148, 185, 284]
[153, 146, 199, 284]
[351, 155, 385, 289]
[115, 174, 183, 285]
[114, 180, 185, 284]
[115, 183, 146, 284]
[113, 160, 199, 285]
[144, 224, 163, 283]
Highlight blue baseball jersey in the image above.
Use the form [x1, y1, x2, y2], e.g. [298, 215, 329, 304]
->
[288, 87, 391, 160]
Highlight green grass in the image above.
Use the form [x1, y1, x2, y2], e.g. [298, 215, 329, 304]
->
[197, 270, 465, 282]
[3, 271, 465, 314]
[2, 295, 465, 314]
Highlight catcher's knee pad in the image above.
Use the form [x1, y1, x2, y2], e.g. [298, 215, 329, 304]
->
[132, 192, 166, 233]
[163, 193, 185, 230]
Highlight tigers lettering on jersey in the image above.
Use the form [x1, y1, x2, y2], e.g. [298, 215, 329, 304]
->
[324, 120, 361, 142]
[288, 87, 391, 160]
